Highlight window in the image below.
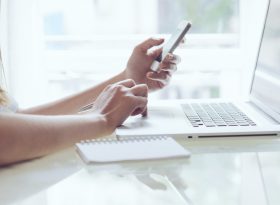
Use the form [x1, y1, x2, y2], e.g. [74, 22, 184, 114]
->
[42, 0, 239, 53]
[42, 0, 239, 35]
[5, 0, 268, 107]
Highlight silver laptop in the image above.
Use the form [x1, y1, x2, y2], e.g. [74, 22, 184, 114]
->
[117, 0, 280, 139]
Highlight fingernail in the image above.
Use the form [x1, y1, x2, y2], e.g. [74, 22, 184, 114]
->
[167, 54, 174, 60]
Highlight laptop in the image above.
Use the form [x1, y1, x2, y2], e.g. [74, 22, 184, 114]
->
[117, 0, 280, 139]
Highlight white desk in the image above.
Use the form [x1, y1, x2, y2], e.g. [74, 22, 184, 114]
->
[1, 137, 280, 205]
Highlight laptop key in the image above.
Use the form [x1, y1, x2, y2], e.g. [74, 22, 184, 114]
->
[205, 124, 215, 126]
[217, 123, 227, 126]
[182, 102, 257, 129]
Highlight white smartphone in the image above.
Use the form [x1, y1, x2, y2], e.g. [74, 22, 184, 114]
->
[150, 21, 192, 72]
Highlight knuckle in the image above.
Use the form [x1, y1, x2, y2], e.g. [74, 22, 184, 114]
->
[109, 84, 125, 94]
[114, 85, 122, 90]
[138, 84, 149, 94]
[127, 78, 136, 85]
[133, 45, 141, 52]
[115, 85, 126, 93]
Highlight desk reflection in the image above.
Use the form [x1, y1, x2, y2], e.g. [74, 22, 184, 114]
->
[15, 153, 268, 205]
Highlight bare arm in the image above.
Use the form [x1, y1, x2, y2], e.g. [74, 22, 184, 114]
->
[20, 71, 126, 115]
[20, 38, 181, 116]
[0, 113, 107, 166]
[0, 80, 148, 166]
[0, 37, 181, 166]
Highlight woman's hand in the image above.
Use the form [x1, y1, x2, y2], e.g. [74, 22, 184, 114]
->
[84, 79, 148, 132]
[124, 38, 181, 92]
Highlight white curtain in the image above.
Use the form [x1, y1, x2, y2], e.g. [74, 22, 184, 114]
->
[0, 0, 7, 88]
[1, 0, 45, 107]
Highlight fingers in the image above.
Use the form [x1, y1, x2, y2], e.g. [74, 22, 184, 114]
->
[146, 71, 171, 85]
[129, 84, 148, 117]
[130, 96, 148, 117]
[99, 82, 148, 126]
[129, 84, 148, 96]
[135, 38, 164, 52]
[128, 94, 148, 117]
[154, 53, 180, 74]
[162, 54, 181, 64]
[114, 79, 136, 88]
[158, 63, 177, 73]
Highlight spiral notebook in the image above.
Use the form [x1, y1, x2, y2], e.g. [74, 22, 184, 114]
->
[76, 136, 190, 164]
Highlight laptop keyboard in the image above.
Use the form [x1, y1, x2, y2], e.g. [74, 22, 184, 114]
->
[182, 103, 257, 128]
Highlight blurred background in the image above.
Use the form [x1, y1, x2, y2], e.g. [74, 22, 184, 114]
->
[1, 0, 268, 107]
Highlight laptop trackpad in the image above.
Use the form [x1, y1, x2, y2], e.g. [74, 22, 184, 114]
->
[116, 105, 189, 137]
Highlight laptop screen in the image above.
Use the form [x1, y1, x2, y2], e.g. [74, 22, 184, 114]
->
[250, 0, 280, 117]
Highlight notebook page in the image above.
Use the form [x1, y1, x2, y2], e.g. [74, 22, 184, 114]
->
[76, 137, 190, 163]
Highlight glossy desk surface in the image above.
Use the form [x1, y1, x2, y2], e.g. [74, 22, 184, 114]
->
[1, 137, 280, 205]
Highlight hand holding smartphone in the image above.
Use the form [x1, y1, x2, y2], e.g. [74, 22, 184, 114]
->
[150, 21, 192, 72]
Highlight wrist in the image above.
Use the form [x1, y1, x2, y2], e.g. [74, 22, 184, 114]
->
[80, 113, 115, 140]
[100, 113, 116, 134]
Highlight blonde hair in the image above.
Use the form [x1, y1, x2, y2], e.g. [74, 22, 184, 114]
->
[0, 0, 7, 105]
[0, 86, 7, 105]
[0, 52, 8, 106]
[0, 69, 7, 104]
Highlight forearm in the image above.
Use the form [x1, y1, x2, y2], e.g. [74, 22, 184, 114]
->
[21, 71, 126, 115]
[0, 113, 109, 166]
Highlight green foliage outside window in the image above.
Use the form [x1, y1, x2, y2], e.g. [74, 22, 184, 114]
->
[158, 0, 239, 33]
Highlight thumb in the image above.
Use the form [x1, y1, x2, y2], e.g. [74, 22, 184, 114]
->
[136, 38, 164, 52]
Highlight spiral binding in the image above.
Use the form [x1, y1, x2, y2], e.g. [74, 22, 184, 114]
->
[80, 136, 168, 145]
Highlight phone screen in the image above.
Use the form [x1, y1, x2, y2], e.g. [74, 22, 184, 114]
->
[151, 22, 191, 71]
[160, 22, 191, 61]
